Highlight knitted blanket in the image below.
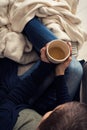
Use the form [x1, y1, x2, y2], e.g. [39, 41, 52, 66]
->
[0, 0, 87, 64]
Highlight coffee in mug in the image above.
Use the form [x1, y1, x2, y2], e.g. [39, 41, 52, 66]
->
[46, 40, 70, 64]
[48, 46, 65, 60]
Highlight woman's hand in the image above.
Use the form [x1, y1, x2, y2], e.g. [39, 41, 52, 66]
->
[55, 42, 72, 76]
[40, 45, 50, 63]
[55, 56, 72, 76]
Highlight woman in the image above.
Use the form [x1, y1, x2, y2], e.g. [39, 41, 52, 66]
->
[0, 44, 72, 130]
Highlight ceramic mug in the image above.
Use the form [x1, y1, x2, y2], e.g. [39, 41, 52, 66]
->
[46, 40, 70, 64]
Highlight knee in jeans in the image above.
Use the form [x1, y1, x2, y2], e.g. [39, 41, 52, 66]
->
[69, 59, 83, 78]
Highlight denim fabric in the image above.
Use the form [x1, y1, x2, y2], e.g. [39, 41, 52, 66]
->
[19, 57, 83, 104]
[65, 56, 83, 99]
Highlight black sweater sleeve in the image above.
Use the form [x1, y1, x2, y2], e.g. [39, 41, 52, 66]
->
[8, 61, 55, 104]
[53, 75, 71, 105]
[0, 75, 71, 130]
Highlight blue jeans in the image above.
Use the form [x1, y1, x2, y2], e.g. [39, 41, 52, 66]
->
[22, 17, 83, 100]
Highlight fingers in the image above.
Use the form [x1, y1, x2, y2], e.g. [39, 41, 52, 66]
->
[55, 55, 72, 76]
[63, 56, 72, 68]
[67, 42, 72, 56]
[58, 56, 72, 71]
[40, 47, 50, 63]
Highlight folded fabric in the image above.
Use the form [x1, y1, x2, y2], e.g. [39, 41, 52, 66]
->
[0, 0, 87, 64]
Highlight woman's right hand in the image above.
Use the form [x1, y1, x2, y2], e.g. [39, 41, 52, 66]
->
[55, 56, 72, 76]
[55, 42, 72, 76]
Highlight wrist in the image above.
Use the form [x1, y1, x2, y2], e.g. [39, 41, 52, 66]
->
[55, 68, 65, 76]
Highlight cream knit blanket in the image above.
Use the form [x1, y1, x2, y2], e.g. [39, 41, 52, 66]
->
[0, 0, 87, 64]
